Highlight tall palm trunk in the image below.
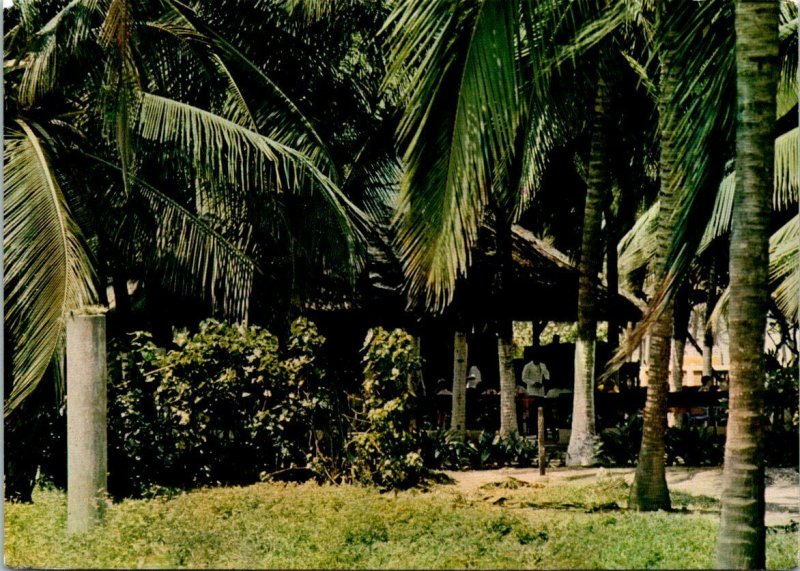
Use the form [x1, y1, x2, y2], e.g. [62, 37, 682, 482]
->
[495, 216, 518, 436]
[451, 330, 469, 433]
[629, 17, 676, 511]
[566, 79, 609, 466]
[498, 327, 517, 436]
[716, 1, 778, 567]
[670, 287, 691, 392]
[702, 265, 718, 377]
[606, 204, 621, 359]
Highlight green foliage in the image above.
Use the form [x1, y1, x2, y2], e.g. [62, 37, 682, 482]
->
[421, 430, 538, 471]
[5, 481, 798, 569]
[665, 425, 725, 467]
[596, 414, 643, 467]
[350, 328, 425, 490]
[108, 318, 331, 496]
[765, 363, 799, 396]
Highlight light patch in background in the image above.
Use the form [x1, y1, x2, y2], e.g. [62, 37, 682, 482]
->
[3, 0, 13, 8]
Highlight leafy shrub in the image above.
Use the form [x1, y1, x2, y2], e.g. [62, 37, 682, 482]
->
[665, 424, 724, 467]
[108, 318, 332, 497]
[420, 429, 538, 470]
[596, 413, 642, 467]
[764, 425, 800, 467]
[349, 328, 426, 489]
[4, 380, 66, 502]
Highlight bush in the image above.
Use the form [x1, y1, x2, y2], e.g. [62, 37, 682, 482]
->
[108, 318, 332, 497]
[349, 328, 426, 489]
[665, 424, 724, 467]
[596, 413, 642, 467]
[420, 429, 538, 470]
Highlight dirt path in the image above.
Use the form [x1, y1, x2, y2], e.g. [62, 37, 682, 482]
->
[443, 466, 799, 526]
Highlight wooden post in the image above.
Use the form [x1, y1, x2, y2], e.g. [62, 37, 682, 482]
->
[537, 405, 546, 475]
[66, 312, 108, 534]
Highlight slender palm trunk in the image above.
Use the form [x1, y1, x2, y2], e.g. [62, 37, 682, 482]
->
[498, 328, 517, 436]
[670, 287, 690, 392]
[606, 207, 621, 358]
[702, 266, 718, 377]
[629, 18, 676, 510]
[670, 290, 690, 428]
[716, 2, 778, 567]
[450, 330, 468, 433]
[495, 218, 518, 437]
[566, 79, 609, 466]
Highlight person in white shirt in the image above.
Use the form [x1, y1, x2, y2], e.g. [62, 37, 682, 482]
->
[466, 365, 482, 389]
[522, 348, 549, 397]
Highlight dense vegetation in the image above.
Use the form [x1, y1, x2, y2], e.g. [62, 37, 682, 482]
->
[6, 478, 798, 569]
[3, 0, 798, 566]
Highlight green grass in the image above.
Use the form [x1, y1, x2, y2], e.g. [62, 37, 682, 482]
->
[5, 477, 798, 569]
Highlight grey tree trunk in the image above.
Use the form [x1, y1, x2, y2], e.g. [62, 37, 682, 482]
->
[671, 287, 691, 392]
[450, 330, 469, 433]
[492, 208, 517, 437]
[670, 339, 685, 392]
[702, 267, 718, 377]
[566, 79, 609, 466]
[498, 331, 518, 436]
[629, 13, 675, 511]
[702, 333, 714, 377]
[66, 312, 108, 534]
[716, 1, 778, 567]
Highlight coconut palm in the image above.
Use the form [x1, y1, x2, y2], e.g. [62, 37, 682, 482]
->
[716, 0, 780, 566]
[382, 0, 550, 435]
[384, 0, 658, 439]
[612, 0, 795, 522]
[3, 0, 366, 413]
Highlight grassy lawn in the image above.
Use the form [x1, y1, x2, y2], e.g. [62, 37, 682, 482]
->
[5, 476, 798, 569]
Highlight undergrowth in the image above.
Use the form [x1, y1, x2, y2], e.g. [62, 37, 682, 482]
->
[5, 478, 797, 569]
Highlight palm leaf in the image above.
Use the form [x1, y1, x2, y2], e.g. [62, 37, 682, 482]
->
[770, 215, 799, 323]
[3, 120, 97, 414]
[86, 153, 256, 320]
[385, 0, 525, 308]
[135, 93, 367, 261]
[698, 127, 798, 252]
[162, 0, 336, 176]
[18, 0, 101, 106]
[617, 201, 659, 281]
[707, 215, 799, 330]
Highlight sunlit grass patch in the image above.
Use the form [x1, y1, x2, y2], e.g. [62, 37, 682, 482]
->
[5, 480, 797, 569]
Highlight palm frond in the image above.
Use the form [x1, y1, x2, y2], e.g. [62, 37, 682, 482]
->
[770, 214, 799, 323]
[18, 0, 101, 106]
[385, 0, 525, 308]
[86, 153, 257, 320]
[136, 92, 367, 259]
[778, 0, 798, 117]
[698, 127, 798, 252]
[3, 120, 97, 414]
[617, 200, 659, 281]
[163, 0, 336, 176]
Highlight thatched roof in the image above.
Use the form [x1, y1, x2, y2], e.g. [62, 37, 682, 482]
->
[307, 222, 643, 327]
[508, 225, 643, 322]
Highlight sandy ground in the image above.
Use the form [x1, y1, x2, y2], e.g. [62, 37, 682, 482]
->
[443, 466, 800, 526]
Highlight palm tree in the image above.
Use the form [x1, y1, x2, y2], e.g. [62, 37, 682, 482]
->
[565, 77, 610, 466]
[3, 0, 366, 413]
[383, 0, 555, 436]
[627, 9, 675, 508]
[716, 0, 780, 566]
